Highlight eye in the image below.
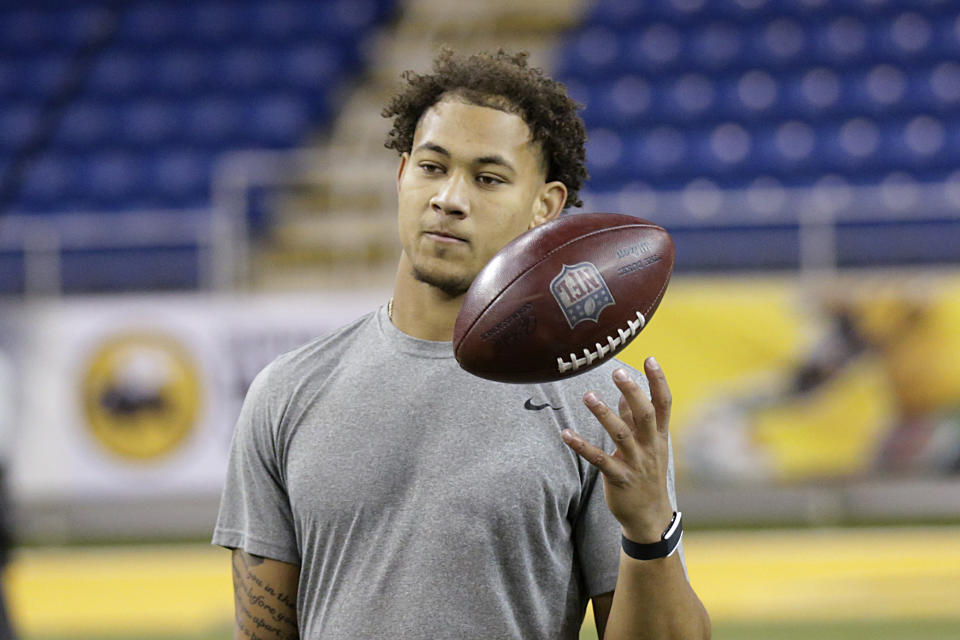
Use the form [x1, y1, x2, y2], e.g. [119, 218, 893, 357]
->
[477, 174, 506, 186]
[419, 162, 445, 175]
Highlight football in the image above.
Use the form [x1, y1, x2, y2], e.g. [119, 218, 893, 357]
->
[453, 213, 675, 384]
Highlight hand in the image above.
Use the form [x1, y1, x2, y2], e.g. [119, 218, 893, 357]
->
[561, 357, 675, 543]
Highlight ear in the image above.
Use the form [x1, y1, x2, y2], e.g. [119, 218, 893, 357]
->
[396, 152, 410, 194]
[529, 181, 567, 229]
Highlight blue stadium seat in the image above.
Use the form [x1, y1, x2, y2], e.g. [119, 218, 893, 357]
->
[87, 50, 150, 96]
[118, 2, 187, 45]
[211, 46, 276, 92]
[149, 149, 212, 203]
[55, 101, 115, 150]
[246, 94, 314, 147]
[628, 126, 690, 179]
[0, 104, 38, 151]
[310, 0, 385, 37]
[875, 11, 935, 60]
[688, 21, 744, 71]
[153, 48, 215, 95]
[0, 8, 60, 54]
[779, 67, 846, 118]
[21, 151, 95, 211]
[282, 43, 344, 91]
[185, 97, 244, 147]
[85, 150, 144, 204]
[556, 26, 621, 78]
[0, 59, 16, 98]
[928, 61, 960, 111]
[253, 1, 305, 39]
[189, 0, 248, 44]
[15, 55, 71, 98]
[727, 69, 779, 115]
[122, 99, 181, 147]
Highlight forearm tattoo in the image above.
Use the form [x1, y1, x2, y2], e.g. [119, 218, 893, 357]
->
[232, 551, 299, 640]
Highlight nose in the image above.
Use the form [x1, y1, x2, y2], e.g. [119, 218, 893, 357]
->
[430, 171, 470, 217]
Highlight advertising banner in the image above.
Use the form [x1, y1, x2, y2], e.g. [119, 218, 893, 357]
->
[616, 272, 960, 484]
[10, 290, 388, 502]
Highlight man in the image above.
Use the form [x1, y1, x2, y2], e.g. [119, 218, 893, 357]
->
[214, 49, 710, 639]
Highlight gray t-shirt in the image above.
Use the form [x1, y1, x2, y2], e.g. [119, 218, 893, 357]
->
[214, 305, 679, 639]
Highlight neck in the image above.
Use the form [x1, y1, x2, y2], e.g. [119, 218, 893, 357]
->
[389, 254, 465, 342]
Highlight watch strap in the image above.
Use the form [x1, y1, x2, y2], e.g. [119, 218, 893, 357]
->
[621, 511, 683, 560]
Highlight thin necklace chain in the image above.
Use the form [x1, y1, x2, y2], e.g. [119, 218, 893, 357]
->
[387, 298, 394, 322]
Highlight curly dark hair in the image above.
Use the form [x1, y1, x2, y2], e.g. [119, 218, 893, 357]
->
[382, 48, 587, 208]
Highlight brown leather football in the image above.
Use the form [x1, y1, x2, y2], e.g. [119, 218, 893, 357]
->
[453, 213, 675, 383]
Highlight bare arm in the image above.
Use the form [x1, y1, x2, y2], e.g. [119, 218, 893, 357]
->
[604, 550, 709, 639]
[564, 359, 710, 640]
[231, 549, 301, 640]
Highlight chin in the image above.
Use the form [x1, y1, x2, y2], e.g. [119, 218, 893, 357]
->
[411, 263, 474, 298]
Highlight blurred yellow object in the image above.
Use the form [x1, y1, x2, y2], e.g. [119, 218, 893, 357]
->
[752, 355, 895, 479]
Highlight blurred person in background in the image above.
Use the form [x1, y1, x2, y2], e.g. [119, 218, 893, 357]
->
[214, 49, 709, 640]
[0, 347, 17, 639]
[683, 278, 960, 482]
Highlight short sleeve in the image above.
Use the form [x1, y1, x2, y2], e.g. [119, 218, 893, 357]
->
[572, 454, 621, 597]
[212, 361, 300, 565]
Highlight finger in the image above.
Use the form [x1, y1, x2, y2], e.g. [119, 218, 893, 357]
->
[561, 428, 629, 483]
[644, 357, 672, 435]
[618, 394, 634, 427]
[618, 394, 643, 443]
[583, 391, 641, 460]
[612, 368, 658, 443]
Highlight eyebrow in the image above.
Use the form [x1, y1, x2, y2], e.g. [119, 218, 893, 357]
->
[413, 141, 516, 173]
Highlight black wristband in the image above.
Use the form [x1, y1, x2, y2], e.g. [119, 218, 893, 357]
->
[621, 511, 683, 560]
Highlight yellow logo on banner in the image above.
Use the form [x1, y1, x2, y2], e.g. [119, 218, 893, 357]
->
[81, 332, 201, 460]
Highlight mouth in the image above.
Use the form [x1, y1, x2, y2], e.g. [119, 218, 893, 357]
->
[423, 229, 468, 244]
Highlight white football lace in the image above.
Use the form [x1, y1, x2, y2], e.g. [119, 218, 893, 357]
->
[557, 311, 646, 373]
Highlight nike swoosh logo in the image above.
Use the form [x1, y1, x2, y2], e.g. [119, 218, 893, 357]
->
[524, 398, 563, 411]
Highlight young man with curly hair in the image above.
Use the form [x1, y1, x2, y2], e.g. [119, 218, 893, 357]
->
[214, 49, 710, 640]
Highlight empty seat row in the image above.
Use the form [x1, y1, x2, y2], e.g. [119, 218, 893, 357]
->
[583, 115, 960, 189]
[585, 0, 950, 25]
[1, 0, 392, 53]
[558, 11, 960, 78]
[571, 61, 960, 128]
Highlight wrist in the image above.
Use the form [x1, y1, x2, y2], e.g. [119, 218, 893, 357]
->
[621, 511, 683, 561]
[621, 505, 676, 543]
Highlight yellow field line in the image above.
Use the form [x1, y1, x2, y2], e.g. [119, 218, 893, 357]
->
[6, 527, 960, 635]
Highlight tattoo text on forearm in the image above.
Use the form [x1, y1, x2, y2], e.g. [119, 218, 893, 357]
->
[232, 551, 299, 640]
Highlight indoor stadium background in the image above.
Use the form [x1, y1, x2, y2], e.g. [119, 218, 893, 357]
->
[1, 0, 959, 638]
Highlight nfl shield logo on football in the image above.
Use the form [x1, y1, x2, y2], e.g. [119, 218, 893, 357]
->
[550, 262, 616, 329]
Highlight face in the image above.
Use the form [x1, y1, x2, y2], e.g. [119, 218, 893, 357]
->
[396, 98, 566, 297]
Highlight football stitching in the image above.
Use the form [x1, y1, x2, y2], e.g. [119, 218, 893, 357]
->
[458, 223, 662, 354]
[557, 311, 647, 373]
